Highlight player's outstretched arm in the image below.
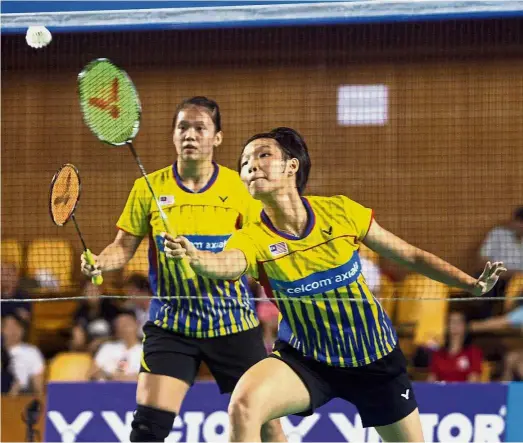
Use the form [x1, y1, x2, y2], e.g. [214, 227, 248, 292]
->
[363, 220, 506, 296]
[163, 233, 247, 280]
[81, 230, 142, 277]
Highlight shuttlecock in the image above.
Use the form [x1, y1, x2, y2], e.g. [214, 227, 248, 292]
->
[26, 26, 52, 49]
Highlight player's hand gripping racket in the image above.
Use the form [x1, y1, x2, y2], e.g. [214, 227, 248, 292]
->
[77, 58, 195, 280]
[49, 163, 103, 285]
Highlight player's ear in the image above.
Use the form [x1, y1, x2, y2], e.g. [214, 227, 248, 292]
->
[287, 158, 300, 176]
[213, 131, 223, 148]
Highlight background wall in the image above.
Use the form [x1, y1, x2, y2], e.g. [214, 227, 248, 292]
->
[2, 19, 522, 288]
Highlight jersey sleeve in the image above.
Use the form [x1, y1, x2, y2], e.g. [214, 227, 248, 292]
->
[342, 196, 374, 241]
[224, 230, 260, 279]
[116, 179, 150, 237]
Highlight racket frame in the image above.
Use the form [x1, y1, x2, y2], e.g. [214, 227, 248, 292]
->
[49, 163, 103, 285]
[78, 58, 141, 146]
[77, 58, 195, 279]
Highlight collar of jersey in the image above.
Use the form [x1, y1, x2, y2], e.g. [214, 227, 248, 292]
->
[172, 161, 219, 194]
[261, 197, 316, 241]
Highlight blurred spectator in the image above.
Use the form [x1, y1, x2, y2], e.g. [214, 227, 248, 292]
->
[1, 313, 44, 395]
[358, 245, 381, 293]
[501, 349, 523, 381]
[477, 207, 523, 306]
[122, 273, 151, 337]
[1, 263, 31, 321]
[469, 296, 523, 381]
[1, 344, 17, 394]
[360, 257, 381, 295]
[88, 310, 142, 381]
[69, 281, 120, 354]
[469, 296, 523, 334]
[252, 283, 279, 353]
[257, 301, 279, 354]
[428, 310, 483, 382]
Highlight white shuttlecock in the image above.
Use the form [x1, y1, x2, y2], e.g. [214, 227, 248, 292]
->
[26, 26, 52, 49]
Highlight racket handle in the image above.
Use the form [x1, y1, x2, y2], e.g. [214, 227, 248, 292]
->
[179, 258, 196, 280]
[85, 249, 104, 286]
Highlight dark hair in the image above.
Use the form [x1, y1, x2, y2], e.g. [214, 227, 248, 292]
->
[239, 127, 311, 195]
[443, 310, 472, 351]
[514, 206, 523, 221]
[171, 96, 221, 133]
[124, 273, 151, 293]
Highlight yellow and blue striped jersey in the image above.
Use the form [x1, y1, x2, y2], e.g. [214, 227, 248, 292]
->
[225, 195, 397, 367]
[117, 162, 261, 338]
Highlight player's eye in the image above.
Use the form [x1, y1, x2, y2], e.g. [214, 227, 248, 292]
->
[240, 160, 248, 168]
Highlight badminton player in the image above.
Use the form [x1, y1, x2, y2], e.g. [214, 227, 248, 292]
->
[81, 98, 285, 442]
[165, 127, 506, 442]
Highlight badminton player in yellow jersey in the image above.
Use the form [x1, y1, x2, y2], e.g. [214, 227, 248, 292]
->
[80, 98, 285, 442]
[165, 127, 507, 442]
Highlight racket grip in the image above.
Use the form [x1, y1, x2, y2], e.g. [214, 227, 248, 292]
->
[179, 258, 196, 280]
[85, 249, 104, 286]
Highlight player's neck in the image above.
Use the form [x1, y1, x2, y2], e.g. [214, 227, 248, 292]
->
[263, 192, 308, 237]
[176, 159, 215, 190]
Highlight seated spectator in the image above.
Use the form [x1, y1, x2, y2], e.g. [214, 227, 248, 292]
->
[122, 274, 151, 337]
[88, 310, 142, 381]
[1, 314, 44, 395]
[1, 344, 17, 394]
[477, 206, 523, 315]
[359, 245, 381, 294]
[469, 296, 523, 334]
[502, 349, 523, 381]
[428, 310, 483, 382]
[469, 296, 523, 381]
[1, 263, 31, 321]
[69, 280, 120, 354]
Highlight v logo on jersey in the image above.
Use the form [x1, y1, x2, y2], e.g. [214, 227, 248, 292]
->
[322, 226, 333, 236]
[400, 389, 410, 400]
[219, 196, 228, 203]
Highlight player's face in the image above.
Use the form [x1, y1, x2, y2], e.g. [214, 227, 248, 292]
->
[173, 106, 223, 162]
[240, 138, 296, 198]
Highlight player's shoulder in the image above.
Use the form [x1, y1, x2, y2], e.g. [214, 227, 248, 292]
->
[306, 194, 350, 211]
[135, 165, 172, 187]
[233, 218, 264, 239]
[309, 194, 368, 209]
[216, 164, 244, 184]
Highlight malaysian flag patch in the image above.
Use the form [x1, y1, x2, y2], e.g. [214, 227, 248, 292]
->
[269, 241, 288, 256]
[159, 195, 175, 206]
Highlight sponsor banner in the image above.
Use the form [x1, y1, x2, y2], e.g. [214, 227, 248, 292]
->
[45, 381, 509, 442]
[506, 382, 523, 442]
[3, 1, 523, 34]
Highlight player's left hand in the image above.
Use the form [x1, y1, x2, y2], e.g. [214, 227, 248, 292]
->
[472, 261, 507, 296]
[163, 233, 198, 261]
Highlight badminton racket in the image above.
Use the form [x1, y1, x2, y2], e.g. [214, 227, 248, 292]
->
[77, 58, 195, 280]
[49, 163, 103, 285]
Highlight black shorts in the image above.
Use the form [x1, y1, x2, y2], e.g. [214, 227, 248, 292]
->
[141, 321, 267, 394]
[270, 341, 417, 428]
